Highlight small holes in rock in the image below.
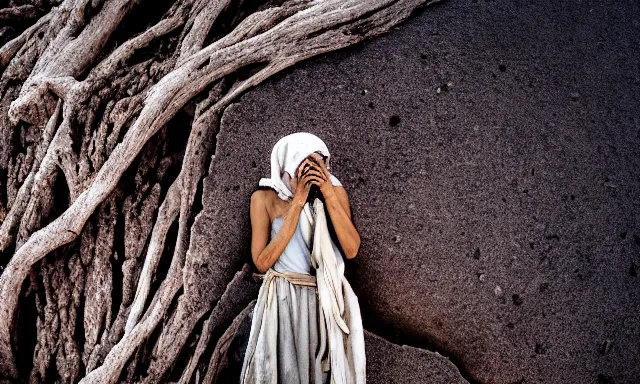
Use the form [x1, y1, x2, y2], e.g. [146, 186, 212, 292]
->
[512, 294, 523, 306]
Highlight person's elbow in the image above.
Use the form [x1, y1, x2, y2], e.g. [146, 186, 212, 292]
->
[252, 252, 268, 274]
[256, 263, 269, 274]
[253, 249, 274, 273]
[344, 233, 361, 260]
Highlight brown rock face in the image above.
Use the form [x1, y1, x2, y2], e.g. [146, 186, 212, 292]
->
[198, 1, 640, 383]
[364, 331, 468, 384]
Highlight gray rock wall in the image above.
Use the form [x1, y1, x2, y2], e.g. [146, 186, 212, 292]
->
[189, 0, 640, 382]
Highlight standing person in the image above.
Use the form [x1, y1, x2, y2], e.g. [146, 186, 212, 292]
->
[240, 132, 366, 384]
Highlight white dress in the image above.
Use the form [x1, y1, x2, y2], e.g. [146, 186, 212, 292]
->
[240, 216, 330, 384]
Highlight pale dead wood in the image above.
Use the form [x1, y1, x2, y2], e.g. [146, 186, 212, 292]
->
[0, 11, 53, 69]
[177, 264, 259, 384]
[0, 99, 61, 250]
[8, 0, 141, 125]
[202, 299, 257, 384]
[124, 79, 226, 335]
[0, 0, 437, 381]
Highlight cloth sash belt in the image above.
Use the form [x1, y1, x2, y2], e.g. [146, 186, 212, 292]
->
[254, 268, 318, 308]
[258, 268, 317, 287]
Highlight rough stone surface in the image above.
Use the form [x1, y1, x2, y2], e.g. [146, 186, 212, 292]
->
[191, 0, 640, 383]
[364, 330, 467, 384]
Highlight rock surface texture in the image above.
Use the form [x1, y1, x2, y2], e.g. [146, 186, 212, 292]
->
[1, 0, 638, 382]
[204, 1, 640, 383]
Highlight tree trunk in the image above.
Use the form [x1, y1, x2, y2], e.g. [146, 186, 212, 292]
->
[0, 0, 439, 382]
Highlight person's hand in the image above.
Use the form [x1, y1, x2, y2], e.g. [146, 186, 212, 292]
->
[297, 153, 336, 201]
[291, 158, 316, 208]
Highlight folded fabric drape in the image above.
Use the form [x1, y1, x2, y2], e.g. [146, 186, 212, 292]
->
[308, 197, 366, 384]
[241, 132, 365, 384]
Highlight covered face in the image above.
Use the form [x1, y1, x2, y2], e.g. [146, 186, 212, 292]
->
[286, 151, 328, 192]
[280, 137, 330, 181]
[258, 132, 338, 202]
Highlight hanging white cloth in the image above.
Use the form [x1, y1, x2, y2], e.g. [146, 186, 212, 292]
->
[240, 132, 366, 384]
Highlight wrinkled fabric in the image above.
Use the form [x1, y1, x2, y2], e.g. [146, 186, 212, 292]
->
[271, 217, 313, 274]
[240, 269, 329, 384]
[308, 198, 366, 384]
[241, 132, 366, 384]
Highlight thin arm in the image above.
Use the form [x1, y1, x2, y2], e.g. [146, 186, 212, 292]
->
[322, 186, 361, 259]
[250, 191, 304, 273]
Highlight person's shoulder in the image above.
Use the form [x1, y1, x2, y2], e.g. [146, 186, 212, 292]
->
[251, 187, 277, 205]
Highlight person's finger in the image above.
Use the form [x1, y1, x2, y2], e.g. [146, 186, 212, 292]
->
[312, 155, 328, 171]
[303, 168, 325, 180]
[306, 160, 326, 174]
[307, 156, 323, 168]
[310, 156, 329, 176]
[298, 161, 311, 177]
[300, 157, 316, 172]
[305, 155, 326, 173]
[302, 164, 318, 176]
[301, 165, 314, 177]
[304, 166, 321, 179]
[304, 174, 321, 183]
[304, 176, 322, 186]
[303, 170, 325, 181]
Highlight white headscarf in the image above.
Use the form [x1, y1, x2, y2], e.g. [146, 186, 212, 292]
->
[258, 131, 343, 200]
[256, 132, 366, 384]
[258, 132, 343, 249]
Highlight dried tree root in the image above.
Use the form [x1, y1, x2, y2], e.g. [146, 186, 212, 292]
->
[177, 264, 259, 384]
[0, 99, 60, 250]
[0, 0, 438, 381]
[202, 300, 257, 384]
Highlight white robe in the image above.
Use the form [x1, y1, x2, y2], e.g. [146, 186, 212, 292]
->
[241, 132, 366, 383]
